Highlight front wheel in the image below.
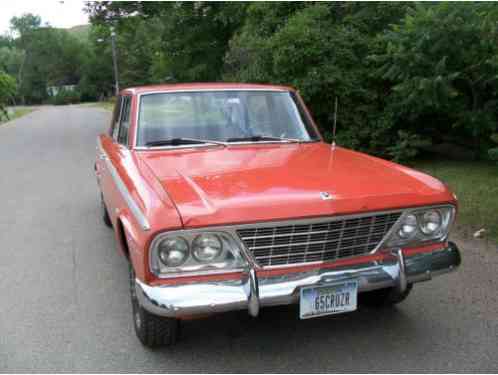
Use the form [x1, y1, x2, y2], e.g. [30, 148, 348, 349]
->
[360, 284, 413, 307]
[129, 264, 179, 347]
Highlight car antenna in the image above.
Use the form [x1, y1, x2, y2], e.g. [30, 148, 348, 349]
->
[332, 97, 338, 148]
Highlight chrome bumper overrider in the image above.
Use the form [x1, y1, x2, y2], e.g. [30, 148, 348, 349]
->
[135, 242, 461, 318]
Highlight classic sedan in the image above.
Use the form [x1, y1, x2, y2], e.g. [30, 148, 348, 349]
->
[95, 83, 461, 347]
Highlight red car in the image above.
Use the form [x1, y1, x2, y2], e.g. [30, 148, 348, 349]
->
[95, 83, 461, 347]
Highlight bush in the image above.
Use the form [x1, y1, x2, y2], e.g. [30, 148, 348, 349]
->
[79, 3, 498, 163]
[224, 3, 412, 159]
[387, 130, 432, 163]
[373, 3, 498, 159]
[488, 134, 498, 163]
[0, 71, 16, 120]
[48, 88, 81, 105]
[488, 147, 498, 162]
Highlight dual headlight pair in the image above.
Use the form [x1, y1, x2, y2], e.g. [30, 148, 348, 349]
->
[386, 206, 455, 247]
[149, 231, 247, 277]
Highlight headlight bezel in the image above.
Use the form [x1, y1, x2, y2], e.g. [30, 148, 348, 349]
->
[384, 204, 456, 248]
[149, 229, 249, 278]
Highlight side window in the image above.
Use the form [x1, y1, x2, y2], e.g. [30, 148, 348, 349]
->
[110, 96, 122, 137]
[117, 96, 132, 146]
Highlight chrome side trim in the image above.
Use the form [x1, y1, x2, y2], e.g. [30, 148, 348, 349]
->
[97, 139, 150, 231]
[135, 242, 462, 318]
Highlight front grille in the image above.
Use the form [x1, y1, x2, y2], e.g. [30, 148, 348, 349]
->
[236, 212, 402, 267]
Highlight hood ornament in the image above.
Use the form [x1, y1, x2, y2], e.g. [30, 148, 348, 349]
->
[320, 192, 333, 200]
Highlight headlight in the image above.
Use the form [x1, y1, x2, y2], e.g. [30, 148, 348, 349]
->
[386, 205, 455, 247]
[149, 231, 248, 278]
[157, 237, 189, 267]
[419, 210, 442, 235]
[192, 234, 223, 262]
[398, 214, 417, 239]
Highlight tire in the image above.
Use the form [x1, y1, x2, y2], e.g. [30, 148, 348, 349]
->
[360, 284, 413, 307]
[101, 194, 112, 228]
[129, 264, 179, 348]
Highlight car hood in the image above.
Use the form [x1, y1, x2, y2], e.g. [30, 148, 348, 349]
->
[137, 143, 454, 228]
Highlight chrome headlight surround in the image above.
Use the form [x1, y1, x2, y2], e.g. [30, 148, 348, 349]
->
[149, 230, 248, 278]
[385, 205, 456, 248]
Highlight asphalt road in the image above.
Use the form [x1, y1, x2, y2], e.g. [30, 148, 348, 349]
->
[1, 105, 497, 372]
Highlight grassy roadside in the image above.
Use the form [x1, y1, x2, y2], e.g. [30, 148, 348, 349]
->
[81, 101, 115, 111]
[413, 159, 498, 242]
[0, 107, 34, 125]
[91, 101, 114, 111]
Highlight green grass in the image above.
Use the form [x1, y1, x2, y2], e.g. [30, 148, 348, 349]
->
[84, 101, 115, 111]
[0, 107, 34, 125]
[413, 159, 498, 241]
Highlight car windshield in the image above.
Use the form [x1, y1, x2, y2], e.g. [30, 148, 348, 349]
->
[136, 90, 319, 147]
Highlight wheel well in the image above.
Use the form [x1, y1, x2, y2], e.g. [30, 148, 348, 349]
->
[116, 219, 130, 260]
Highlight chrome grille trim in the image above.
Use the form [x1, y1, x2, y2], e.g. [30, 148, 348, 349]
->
[236, 211, 403, 268]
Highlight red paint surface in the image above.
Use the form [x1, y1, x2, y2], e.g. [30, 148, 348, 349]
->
[138, 143, 454, 228]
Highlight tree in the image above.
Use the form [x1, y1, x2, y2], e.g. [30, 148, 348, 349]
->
[85, 2, 247, 85]
[7, 13, 87, 104]
[224, 2, 412, 156]
[10, 13, 41, 38]
[78, 24, 115, 100]
[10, 13, 41, 103]
[373, 3, 498, 157]
[0, 46, 23, 76]
[0, 71, 16, 120]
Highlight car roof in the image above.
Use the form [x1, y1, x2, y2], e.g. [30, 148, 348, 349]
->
[121, 82, 296, 95]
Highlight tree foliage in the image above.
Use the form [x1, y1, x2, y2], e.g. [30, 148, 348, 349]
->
[224, 2, 413, 157]
[373, 3, 498, 158]
[86, 1, 247, 84]
[5, 13, 88, 104]
[4, 3, 498, 162]
[0, 71, 16, 119]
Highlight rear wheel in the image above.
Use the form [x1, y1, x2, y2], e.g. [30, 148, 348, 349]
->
[360, 284, 413, 307]
[129, 264, 179, 347]
[101, 194, 112, 228]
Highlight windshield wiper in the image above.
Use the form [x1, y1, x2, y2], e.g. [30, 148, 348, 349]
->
[145, 138, 227, 148]
[225, 135, 301, 143]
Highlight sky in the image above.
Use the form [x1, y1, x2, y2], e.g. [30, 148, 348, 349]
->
[0, 0, 89, 35]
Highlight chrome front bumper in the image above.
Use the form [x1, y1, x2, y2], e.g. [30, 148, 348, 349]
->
[135, 242, 461, 319]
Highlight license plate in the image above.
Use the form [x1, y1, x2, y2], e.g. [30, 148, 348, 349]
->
[299, 281, 358, 319]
